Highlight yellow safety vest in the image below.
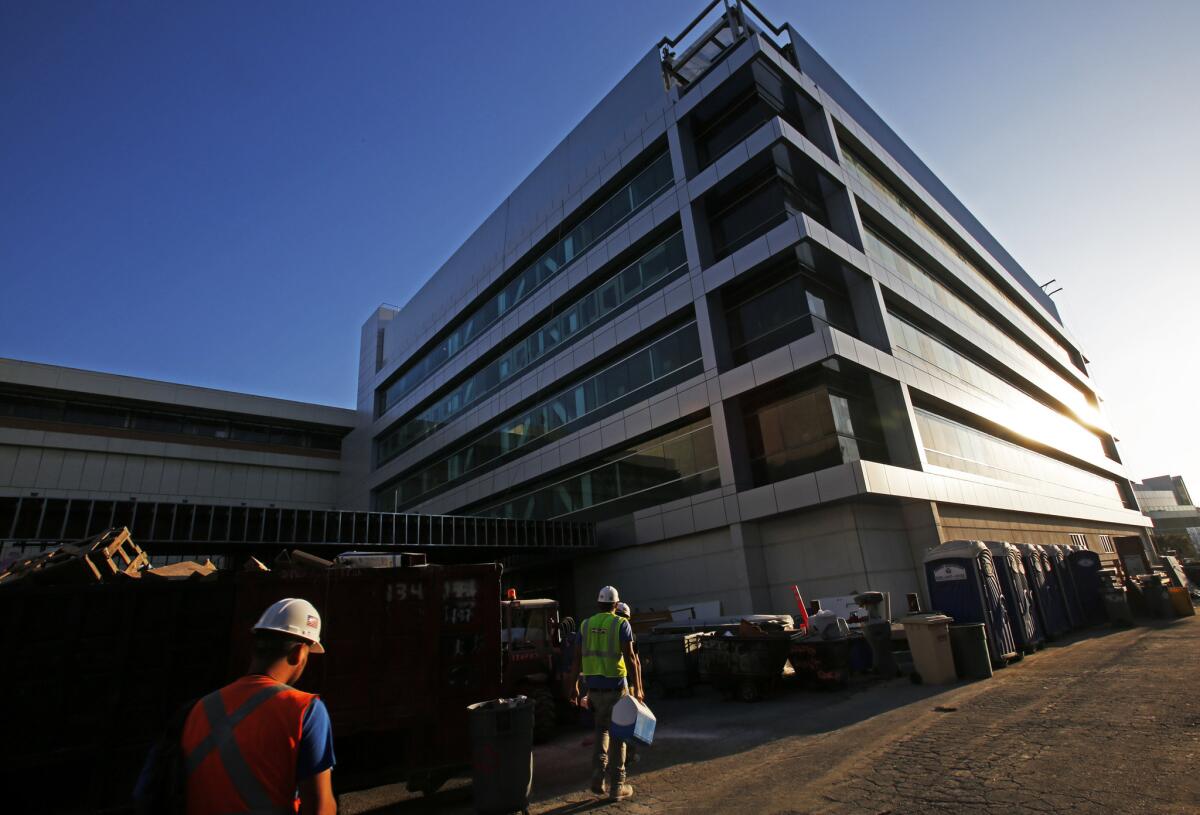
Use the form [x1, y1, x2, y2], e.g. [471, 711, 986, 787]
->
[581, 612, 627, 678]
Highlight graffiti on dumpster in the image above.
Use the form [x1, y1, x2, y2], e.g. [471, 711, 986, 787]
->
[444, 577, 478, 625]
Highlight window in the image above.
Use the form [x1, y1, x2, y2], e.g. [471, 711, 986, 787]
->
[867, 228, 1097, 424]
[1069, 533, 1089, 550]
[377, 150, 675, 415]
[843, 143, 1084, 375]
[914, 408, 1130, 512]
[465, 419, 720, 521]
[375, 322, 705, 509]
[374, 232, 688, 466]
[64, 403, 128, 429]
[724, 258, 855, 364]
[885, 311, 1109, 463]
[705, 146, 839, 262]
[0, 389, 341, 453]
[1098, 534, 1115, 553]
[742, 362, 889, 486]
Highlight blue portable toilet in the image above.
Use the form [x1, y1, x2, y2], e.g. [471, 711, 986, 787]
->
[1015, 544, 1069, 640]
[924, 540, 1018, 668]
[1047, 544, 1085, 628]
[1067, 548, 1107, 626]
[984, 541, 1043, 654]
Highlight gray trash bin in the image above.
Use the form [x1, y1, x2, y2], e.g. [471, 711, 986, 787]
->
[1102, 589, 1134, 627]
[950, 623, 993, 680]
[468, 696, 534, 815]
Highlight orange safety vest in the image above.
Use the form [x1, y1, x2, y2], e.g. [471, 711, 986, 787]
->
[181, 675, 316, 815]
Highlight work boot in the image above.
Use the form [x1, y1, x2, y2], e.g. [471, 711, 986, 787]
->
[590, 773, 608, 796]
[609, 783, 634, 801]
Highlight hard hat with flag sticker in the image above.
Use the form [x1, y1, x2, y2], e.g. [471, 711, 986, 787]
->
[253, 598, 325, 653]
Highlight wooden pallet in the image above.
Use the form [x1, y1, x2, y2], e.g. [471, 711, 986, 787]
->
[0, 527, 147, 586]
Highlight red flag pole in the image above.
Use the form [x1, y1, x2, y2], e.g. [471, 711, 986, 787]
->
[793, 584, 810, 634]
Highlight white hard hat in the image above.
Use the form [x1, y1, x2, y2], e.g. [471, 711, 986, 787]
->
[598, 585, 620, 603]
[616, 602, 631, 618]
[253, 598, 325, 654]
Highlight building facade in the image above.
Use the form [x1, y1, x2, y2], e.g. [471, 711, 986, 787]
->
[0, 357, 355, 561]
[342, 2, 1152, 614]
[1133, 475, 1200, 558]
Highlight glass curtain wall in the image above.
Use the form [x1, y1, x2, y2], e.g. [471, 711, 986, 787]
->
[472, 419, 720, 521]
[692, 60, 812, 170]
[914, 408, 1129, 511]
[842, 145, 1081, 373]
[741, 362, 889, 485]
[723, 256, 855, 364]
[375, 231, 688, 465]
[886, 312, 1111, 463]
[378, 150, 675, 415]
[706, 149, 833, 261]
[865, 228, 1098, 426]
[375, 322, 704, 510]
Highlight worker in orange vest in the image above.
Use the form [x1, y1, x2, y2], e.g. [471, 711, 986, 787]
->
[136, 597, 337, 815]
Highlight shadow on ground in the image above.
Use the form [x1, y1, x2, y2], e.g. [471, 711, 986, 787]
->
[341, 623, 1159, 814]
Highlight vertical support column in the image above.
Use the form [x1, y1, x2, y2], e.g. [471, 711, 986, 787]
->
[901, 499, 945, 609]
[710, 397, 754, 491]
[871, 377, 924, 470]
[728, 521, 774, 614]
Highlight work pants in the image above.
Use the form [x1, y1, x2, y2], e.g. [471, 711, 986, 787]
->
[587, 686, 627, 784]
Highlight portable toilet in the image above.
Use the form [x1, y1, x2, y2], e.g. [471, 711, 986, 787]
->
[1047, 544, 1085, 628]
[984, 541, 1043, 654]
[924, 540, 1018, 668]
[1015, 544, 1069, 640]
[1067, 548, 1107, 626]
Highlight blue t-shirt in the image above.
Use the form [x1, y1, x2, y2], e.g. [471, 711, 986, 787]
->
[298, 697, 336, 779]
[576, 618, 633, 690]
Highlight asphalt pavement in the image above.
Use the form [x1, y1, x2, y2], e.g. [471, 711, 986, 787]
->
[342, 616, 1200, 814]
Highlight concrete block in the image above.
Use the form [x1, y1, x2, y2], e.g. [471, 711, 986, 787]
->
[816, 466, 858, 502]
[624, 408, 652, 439]
[634, 513, 665, 543]
[774, 473, 820, 513]
[738, 485, 779, 520]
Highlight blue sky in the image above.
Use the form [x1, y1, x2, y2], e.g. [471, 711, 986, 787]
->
[2, 1, 1198, 484]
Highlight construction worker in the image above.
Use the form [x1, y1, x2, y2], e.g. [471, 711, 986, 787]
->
[137, 598, 337, 815]
[565, 586, 643, 801]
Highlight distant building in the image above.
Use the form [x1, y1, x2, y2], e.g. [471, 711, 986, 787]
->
[1133, 475, 1200, 557]
[0, 357, 354, 563]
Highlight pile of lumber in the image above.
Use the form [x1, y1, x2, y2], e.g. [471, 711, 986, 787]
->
[0, 527, 149, 586]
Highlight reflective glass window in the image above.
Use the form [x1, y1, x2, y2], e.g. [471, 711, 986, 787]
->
[377, 323, 704, 509]
[914, 408, 1128, 511]
[378, 151, 675, 415]
[375, 232, 688, 466]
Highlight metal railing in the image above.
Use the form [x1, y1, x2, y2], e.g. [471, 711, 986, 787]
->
[0, 495, 595, 555]
[658, 0, 788, 92]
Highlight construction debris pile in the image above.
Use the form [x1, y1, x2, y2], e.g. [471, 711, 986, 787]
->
[0, 527, 428, 590]
[0, 527, 151, 586]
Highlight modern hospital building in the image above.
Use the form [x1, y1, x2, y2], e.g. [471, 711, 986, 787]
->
[2, 2, 1155, 614]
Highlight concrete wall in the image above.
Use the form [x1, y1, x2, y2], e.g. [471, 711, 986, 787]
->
[0, 432, 341, 508]
[935, 504, 1147, 559]
[572, 499, 928, 618]
[753, 502, 923, 613]
[571, 527, 759, 618]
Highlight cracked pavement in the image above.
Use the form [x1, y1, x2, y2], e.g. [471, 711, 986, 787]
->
[343, 618, 1200, 814]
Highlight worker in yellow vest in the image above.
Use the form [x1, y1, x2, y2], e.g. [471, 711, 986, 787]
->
[565, 585, 643, 801]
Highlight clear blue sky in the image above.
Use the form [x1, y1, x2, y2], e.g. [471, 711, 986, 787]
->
[3, 1, 1198, 485]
